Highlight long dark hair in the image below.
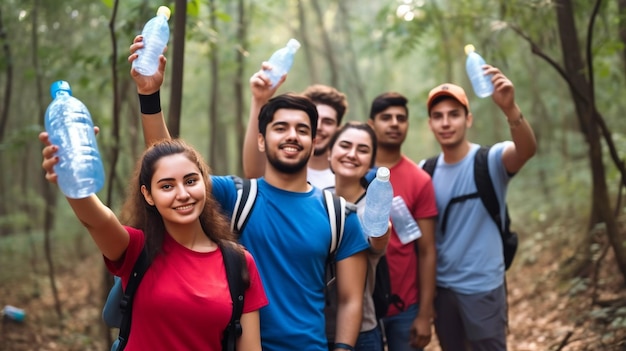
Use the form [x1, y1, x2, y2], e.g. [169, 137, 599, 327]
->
[120, 139, 236, 263]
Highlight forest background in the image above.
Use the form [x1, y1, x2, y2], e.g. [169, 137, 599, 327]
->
[0, 0, 625, 350]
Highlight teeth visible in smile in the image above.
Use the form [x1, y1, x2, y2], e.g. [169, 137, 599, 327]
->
[175, 205, 193, 210]
[283, 147, 299, 152]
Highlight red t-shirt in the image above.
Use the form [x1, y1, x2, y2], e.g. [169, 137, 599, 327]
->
[105, 226, 268, 350]
[387, 156, 438, 316]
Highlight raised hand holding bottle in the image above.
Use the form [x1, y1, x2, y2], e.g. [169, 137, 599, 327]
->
[263, 39, 301, 88]
[133, 6, 171, 76]
[465, 44, 493, 98]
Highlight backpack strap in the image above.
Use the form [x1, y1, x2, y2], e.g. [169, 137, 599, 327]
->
[322, 190, 352, 289]
[115, 245, 150, 350]
[421, 155, 439, 177]
[230, 176, 258, 236]
[473, 146, 506, 234]
[323, 189, 344, 255]
[421, 154, 478, 234]
[221, 243, 249, 351]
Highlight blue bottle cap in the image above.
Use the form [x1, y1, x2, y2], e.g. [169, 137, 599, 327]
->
[50, 80, 72, 98]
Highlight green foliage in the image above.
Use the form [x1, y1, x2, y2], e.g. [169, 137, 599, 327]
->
[1, 0, 625, 279]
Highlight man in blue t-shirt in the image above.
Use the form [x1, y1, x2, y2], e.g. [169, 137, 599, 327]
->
[424, 66, 537, 350]
[131, 57, 368, 351]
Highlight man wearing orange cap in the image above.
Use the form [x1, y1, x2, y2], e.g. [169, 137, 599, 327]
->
[424, 66, 537, 350]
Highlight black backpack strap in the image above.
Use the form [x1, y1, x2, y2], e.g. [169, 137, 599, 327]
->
[221, 243, 248, 351]
[474, 146, 517, 270]
[421, 155, 439, 177]
[473, 146, 505, 234]
[439, 193, 479, 234]
[116, 245, 150, 350]
[230, 176, 258, 236]
[422, 154, 480, 234]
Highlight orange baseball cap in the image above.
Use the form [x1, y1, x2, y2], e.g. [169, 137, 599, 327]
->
[427, 83, 470, 113]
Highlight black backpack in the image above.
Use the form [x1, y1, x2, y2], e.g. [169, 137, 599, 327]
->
[421, 146, 518, 270]
[108, 241, 248, 351]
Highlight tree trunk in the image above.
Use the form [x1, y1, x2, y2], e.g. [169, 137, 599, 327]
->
[619, 0, 626, 72]
[167, 0, 187, 138]
[310, 0, 339, 87]
[336, 0, 368, 118]
[555, 0, 626, 280]
[297, 0, 319, 84]
[207, 0, 225, 172]
[233, 0, 248, 176]
[30, 0, 63, 321]
[0, 8, 12, 234]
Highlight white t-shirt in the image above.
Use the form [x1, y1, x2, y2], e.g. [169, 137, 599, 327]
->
[307, 167, 335, 190]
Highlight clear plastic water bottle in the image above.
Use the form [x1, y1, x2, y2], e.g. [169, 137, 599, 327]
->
[2, 305, 25, 322]
[44, 81, 105, 199]
[132, 6, 171, 76]
[263, 38, 301, 88]
[362, 167, 393, 237]
[390, 196, 421, 244]
[465, 44, 493, 98]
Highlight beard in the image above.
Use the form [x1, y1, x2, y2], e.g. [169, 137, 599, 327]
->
[313, 143, 329, 157]
[266, 145, 310, 174]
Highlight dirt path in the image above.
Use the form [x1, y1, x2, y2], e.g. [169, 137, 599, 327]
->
[1, 242, 625, 351]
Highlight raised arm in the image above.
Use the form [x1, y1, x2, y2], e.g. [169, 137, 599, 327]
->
[39, 132, 129, 261]
[242, 65, 285, 178]
[129, 35, 171, 147]
[486, 65, 537, 174]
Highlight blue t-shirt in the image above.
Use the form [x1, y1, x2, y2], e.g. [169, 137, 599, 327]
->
[429, 142, 511, 294]
[211, 176, 368, 351]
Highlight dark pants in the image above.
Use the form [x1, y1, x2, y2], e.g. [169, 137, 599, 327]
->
[356, 326, 384, 351]
[433, 284, 508, 351]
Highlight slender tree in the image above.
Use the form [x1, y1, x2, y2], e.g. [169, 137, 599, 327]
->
[167, 0, 187, 138]
[510, 0, 626, 279]
[233, 0, 249, 176]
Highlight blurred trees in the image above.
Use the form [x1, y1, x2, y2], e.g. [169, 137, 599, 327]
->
[0, 0, 624, 346]
[377, 0, 626, 280]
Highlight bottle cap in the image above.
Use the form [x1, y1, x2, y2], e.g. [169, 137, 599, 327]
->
[464, 44, 476, 55]
[50, 80, 72, 98]
[376, 167, 390, 181]
[156, 6, 171, 20]
[286, 38, 301, 50]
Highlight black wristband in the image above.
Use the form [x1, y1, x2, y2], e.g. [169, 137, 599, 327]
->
[334, 343, 355, 351]
[138, 91, 161, 115]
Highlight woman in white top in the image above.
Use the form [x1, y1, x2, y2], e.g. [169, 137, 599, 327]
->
[325, 122, 391, 351]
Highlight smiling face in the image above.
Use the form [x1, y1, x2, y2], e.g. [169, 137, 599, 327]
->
[428, 97, 472, 148]
[329, 127, 375, 182]
[259, 108, 314, 174]
[313, 104, 340, 156]
[141, 153, 207, 227]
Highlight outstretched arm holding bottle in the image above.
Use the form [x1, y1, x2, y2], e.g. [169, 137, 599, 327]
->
[485, 65, 537, 174]
[129, 35, 171, 146]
